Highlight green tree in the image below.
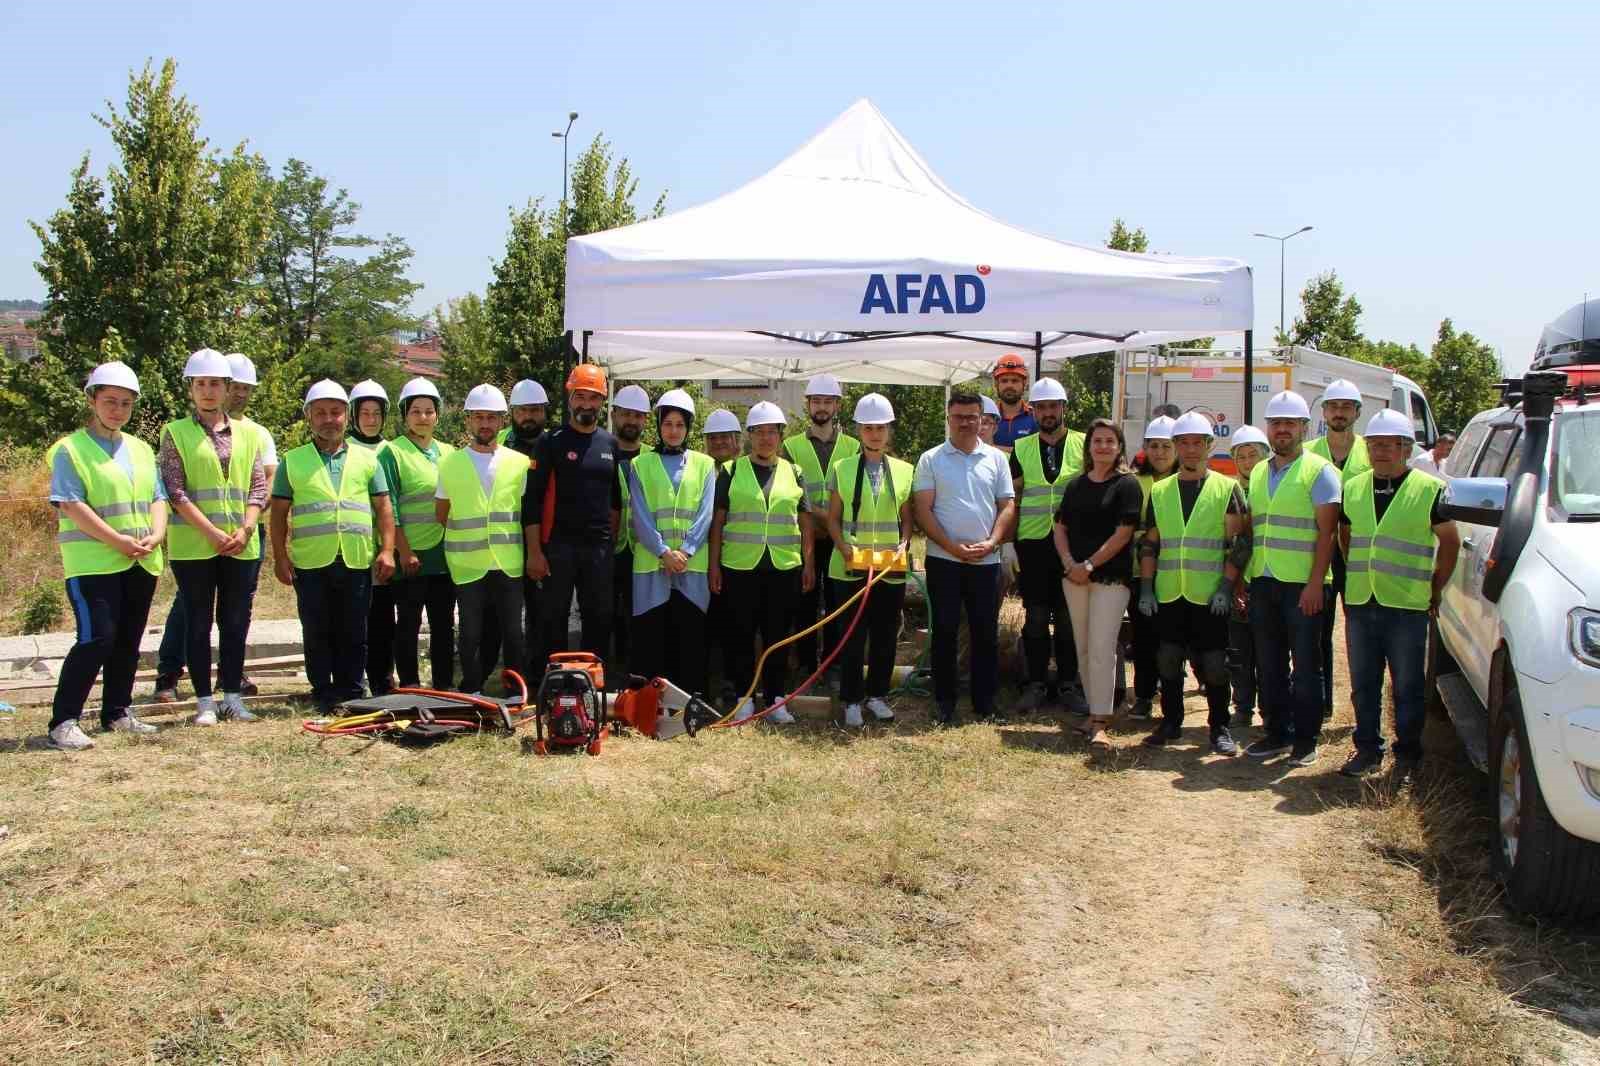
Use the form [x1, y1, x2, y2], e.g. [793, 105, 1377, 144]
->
[1282, 270, 1365, 357]
[4, 59, 271, 441]
[1424, 318, 1501, 432]
[436, 293, 501, 399]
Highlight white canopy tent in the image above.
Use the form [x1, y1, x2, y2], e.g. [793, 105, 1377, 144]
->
[563, 99, 1252, 385]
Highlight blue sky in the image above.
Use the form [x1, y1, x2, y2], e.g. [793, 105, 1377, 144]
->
[6, 0, 1597, 373]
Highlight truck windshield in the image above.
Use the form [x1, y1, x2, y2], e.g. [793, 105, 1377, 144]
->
[1557, 411, 1600, 517]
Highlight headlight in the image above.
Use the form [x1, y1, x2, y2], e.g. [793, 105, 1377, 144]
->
[1572, 609, 1600, 669]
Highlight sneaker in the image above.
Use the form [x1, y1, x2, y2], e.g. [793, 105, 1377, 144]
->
[47, 721, 95, 751]
[106, 713, 157, 735]
[1062, 681, 1089, 716]
[220, 692, 257, 722]
[1129, 698, 1154, 720]
[843, 703, 864, 728]
[1142, 724, 1179, 748]
[865, 697, 895, 722]
[730, 698, 756, 724]
[765, 701, 796, 725]
[1210, 730, 1239, 757]
[1339, 749, 1384, 778]
[1246, 736, 1292, 759]
[152, 672, 180, 703]
[192, 697, 219, 726]
[239, 676, 260, 697]
[1287, 745, 1318, 768]
[1013, 682, 1048, 715]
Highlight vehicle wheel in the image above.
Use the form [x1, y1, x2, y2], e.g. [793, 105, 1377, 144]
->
[1425, 619, 1456, 720]
[1489, 675, 1600, 922]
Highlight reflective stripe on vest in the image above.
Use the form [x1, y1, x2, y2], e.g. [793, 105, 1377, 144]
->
[632, 450, 714, 575]
[437, 446, 528, 585]
[828, 454, 914, 584]
[1308, 434, 1371, 484]
[1343, 469, 1442, 610]
[1152, 470, 1234, 604]
[720, 457, 804, 571]
[49, 429, 164, 578]
[785, 432, 859, 510]
[162, 416, 261, 561]
[388, 436, 454, 551]
[1013, 431, 1085, 541]
[1247, 450, 1333, 585]
[283, 444, 377, 570]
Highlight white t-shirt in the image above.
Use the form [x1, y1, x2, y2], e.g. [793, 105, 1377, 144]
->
[435, 447, 503, 500]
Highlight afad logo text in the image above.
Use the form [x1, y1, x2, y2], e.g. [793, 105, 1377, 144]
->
[860, 269, 987, 315]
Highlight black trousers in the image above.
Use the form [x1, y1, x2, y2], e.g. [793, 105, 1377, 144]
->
[611, 547, 633, 664]
[1156, 598, 1231, 732]
[792, 534, 841, 673]
[723, 567, 799, 705]
[366, 581, 396, 695]
[1318, 550, 1347, 717]
[541, 539, 613, 660]
[456, 571, 525, 694]
[1016, 537, 1077, 687]
[1130, 603, 1160, 702]
[53, 567, 158, 729]
[631, 590, 708, 697]
[1228, 609, 1257, 717]
[170, 555, 256, 698]
[294, 561, 372, 709]
[926, 556, 1000, 716]
[832, 576, 905, 705]
[394, 573, 456, 690]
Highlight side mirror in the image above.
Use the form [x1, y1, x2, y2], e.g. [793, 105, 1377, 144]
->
[1440, 476, 1507, 527]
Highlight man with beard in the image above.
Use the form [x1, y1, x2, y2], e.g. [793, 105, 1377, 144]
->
[503, 380, 549, 451]
[609, 384, 650, 667]
[1008, 377, 1087, 714]
[1243, 391, 1341, 767]
[782, 375, 859, 683]
[1306, 379, 1369, 721]
[990, 352, 1037, 451]
[435, 385, 529, 695]
[525, 364, 622, 662]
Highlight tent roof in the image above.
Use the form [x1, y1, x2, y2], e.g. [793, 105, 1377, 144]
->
[564, 99, 1252, 339]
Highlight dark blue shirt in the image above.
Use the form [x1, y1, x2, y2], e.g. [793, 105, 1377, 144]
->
[993, 406, 1038, 448]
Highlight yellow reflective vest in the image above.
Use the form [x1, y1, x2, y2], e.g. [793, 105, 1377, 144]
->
[48, 429, 164, 579]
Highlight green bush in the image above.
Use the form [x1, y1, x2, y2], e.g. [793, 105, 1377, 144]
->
[20, 581, 64, 635]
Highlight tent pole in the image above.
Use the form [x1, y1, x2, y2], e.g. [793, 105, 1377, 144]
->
[1243, 330, 1254, 424]
[1034, 332, 1043, 379]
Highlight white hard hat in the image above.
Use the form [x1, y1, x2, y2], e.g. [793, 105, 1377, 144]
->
[304, 379, 349, 409]
[853, 392, 895, 425]
[1229, 425, 1269, 451]
[745, 401, 786, 429]
[349, 379, 389, 407]
[1143, 415, 1176, 441]
[510, 379, 549, 407]
[803, 374, 843, 398]
[981, 394, 1000, 418]
[398, 377, 441, 406]
[613, 384, 651, 413]
[464, 384, 508, 413]
[1264, 390, 1312, 420]
[1321, 379, 1362, 405]
[225, 353, 258, 386]
[1170, 411, 1215, 439]
[84, 361, 140, 397]
[1028, 378, 1068, 404]
[655, 388, 696, 415]
[704, 409, 741, 435]
[1364, 409, 1415, 439]
[184, 347, 232, 379]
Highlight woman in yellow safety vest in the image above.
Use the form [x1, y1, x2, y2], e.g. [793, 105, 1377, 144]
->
[42, 362, 170, 750]
[627, 389, 717, 700]
[388, 377, 457, 690]
[157, 348, 267, 727]
[824, 392, 914, 729]
[1127, 414, 1177, 719]
[348, 379, 399, 696]
[708, 401, 813, 725]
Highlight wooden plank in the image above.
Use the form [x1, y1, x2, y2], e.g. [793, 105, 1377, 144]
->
[0, 655, 306, 696]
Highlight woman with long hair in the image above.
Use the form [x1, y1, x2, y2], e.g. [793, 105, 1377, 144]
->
[1052, 419, 1143, 749]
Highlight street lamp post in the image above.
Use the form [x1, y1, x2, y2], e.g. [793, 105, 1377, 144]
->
[551, 111, 579, 232]
[1252, 225, 1314, 340]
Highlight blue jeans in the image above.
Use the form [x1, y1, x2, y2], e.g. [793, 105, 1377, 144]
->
[1249, 576, 1326, 751]
[1346, 602, 1429, 759]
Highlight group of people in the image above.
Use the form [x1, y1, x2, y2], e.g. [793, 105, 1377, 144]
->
[45, 348, 1459, 780]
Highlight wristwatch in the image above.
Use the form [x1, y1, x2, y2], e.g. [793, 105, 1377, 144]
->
[1082, 559, 1095, 575]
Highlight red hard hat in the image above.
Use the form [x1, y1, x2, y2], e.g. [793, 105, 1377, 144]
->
[565, 363, 608, 395]
[993, 353, 1029, 378]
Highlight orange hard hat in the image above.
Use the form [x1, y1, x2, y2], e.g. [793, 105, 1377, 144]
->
[992, 352, 1029, 379]
[565, 363, 608, 395]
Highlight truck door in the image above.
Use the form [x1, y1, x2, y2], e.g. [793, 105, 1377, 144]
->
[1452, 423, 1521, 700]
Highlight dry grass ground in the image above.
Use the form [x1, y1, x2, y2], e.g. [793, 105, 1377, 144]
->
[2, 612, 1599, 1064]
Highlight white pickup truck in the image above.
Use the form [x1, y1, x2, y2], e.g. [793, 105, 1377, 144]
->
[1431, 349, 1600, 921]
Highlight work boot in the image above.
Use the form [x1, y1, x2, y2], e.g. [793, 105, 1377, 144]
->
[1013, 682, 1048, 715]
[843, 703, 864, 728]
[1142, 722, 1181, 748]
[48, 721, 95, 751]
[152, 672, 180, 703]
[192, 697, 219, 727]
[106, 713, 157, 735]
[220, 692, 257, 722]
[1339, 749, 1384, 778]
[865, 697, 895, 722]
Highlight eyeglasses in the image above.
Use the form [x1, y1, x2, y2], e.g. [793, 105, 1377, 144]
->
[948, 413, 981, 424]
